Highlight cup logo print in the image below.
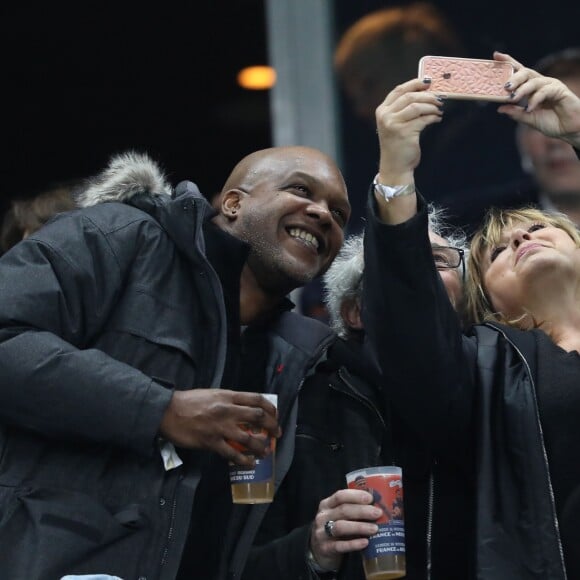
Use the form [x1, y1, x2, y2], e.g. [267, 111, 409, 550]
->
[347, 465, 406, 577]
[229, 394, 278, 504]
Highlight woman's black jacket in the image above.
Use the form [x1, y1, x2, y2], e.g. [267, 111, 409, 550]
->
[362, 193, 567, 579]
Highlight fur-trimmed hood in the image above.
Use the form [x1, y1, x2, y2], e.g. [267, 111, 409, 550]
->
[76, 151, 173, 208]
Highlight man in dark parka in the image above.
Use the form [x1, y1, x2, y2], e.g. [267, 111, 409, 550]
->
[0, 146, 350, 580]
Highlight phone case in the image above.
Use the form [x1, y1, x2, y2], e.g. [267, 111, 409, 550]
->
[418, 56, 514, 101]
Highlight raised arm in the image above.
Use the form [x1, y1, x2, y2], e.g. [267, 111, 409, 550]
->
[363, 79, 475, 454]
[372, 77, 442, 224]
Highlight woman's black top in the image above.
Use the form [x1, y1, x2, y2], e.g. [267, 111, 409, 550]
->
[536, 330, 580, 577]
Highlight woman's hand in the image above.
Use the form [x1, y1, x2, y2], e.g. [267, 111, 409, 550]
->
[375, 78, 443, 184]
[495, 51, 580, 148]
[308, 488, 382, 572]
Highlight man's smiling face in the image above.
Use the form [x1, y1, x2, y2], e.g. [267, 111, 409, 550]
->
[223, 146, 350, 295]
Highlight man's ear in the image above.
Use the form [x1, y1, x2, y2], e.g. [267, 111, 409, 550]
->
[340, 298, 364, 332]
[220, 189, 244, 221]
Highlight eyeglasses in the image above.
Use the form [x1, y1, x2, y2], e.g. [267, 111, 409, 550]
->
[431, 246, 464, 270]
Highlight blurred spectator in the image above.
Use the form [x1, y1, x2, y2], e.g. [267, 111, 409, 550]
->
[298, 277, 330, 323]
[335, 2, 464, 120]
[0, 182, 78, 254]
[515, 48, 580, 224]
[334, 2, 528, 235]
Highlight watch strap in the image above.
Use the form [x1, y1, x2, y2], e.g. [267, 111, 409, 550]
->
[373, 174, 415, 202]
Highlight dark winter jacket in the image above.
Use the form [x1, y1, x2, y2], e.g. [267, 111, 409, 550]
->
[0, 154, 217, 580]
[0, 152, 332, 580]
[235, 334, 470, 580]
[363, 192, 567, 579]
[240, 337, 387, 580]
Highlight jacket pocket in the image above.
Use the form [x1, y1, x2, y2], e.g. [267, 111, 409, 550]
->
[295, 425, 343, 452]
[0, 484, 151, 580]
[94, 287, 201, 389]
[110, 286, 199, 361]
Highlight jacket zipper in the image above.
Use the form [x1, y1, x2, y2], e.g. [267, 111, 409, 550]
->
[488, 324, 567, 578]
[160, 492, 178, 568]
[426, 467, 434, 580]
[335, 367, 387, 431]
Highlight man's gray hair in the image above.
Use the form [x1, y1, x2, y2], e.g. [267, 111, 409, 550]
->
[427, 205, 468, 251]
[323, 233, 365, 338]
[323, 205, 467, 338]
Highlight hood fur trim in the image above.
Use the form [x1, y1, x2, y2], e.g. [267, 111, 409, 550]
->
[76, 151, 173, 208]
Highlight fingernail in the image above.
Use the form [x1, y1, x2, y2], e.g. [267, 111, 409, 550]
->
[436, 96, 445, 103]
[504, 81, 512, 89]
[423, 76, 432, 84]
[510, 91, 517, 99]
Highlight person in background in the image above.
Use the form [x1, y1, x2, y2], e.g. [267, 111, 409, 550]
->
[0, 181, 78, 254]
[0, 145, 350, 580]
[298, 276, 331, 323]
[334, 2, 529, 235]
[235, 208, 471, 580]
[364, 50, 580, 578]
[515, 48, 580, 224]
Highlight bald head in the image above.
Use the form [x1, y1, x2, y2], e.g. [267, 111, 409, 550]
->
[213, 145, 350, 299]
[220, 146, 344, 195]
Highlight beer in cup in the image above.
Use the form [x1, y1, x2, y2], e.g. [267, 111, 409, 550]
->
[229, 393, 277, 504]
[346, 466, 405, 580]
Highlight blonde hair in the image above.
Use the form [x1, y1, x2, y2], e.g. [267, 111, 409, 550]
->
[466, 206, 580, 326]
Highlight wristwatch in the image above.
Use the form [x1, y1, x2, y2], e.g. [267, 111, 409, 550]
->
[373, 173, 415, 202]
[306, 548, 338, 578]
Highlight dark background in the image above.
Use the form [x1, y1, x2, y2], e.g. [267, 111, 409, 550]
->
[2, 0, 578, 223]
[1, 1, 271, 217]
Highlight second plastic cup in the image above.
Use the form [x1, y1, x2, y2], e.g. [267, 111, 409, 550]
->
[346, 466, 405, 580]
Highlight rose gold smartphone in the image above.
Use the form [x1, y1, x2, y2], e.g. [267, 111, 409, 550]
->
[418, 55, 514, 101]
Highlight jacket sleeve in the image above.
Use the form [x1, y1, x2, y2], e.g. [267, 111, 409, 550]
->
[242, 524, 318, 580]
[362, 190, 476, 456]
[0, 211, 173, 455]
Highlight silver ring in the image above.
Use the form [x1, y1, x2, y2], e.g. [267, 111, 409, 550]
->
[324, 519, 336, 538]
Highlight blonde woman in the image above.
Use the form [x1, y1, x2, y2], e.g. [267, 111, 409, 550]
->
[363, 52, 580, 579]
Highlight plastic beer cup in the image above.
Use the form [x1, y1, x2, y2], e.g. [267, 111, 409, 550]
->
[229, 394, 277, 504]
[346, 466, 405, 580]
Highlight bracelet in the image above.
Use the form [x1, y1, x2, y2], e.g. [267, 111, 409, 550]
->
[373, 173, 415, 202]
[306, 548, 338, 576]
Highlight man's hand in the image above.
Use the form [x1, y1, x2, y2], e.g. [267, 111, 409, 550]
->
[308, 489, 382, 572]
[495, 51, 580, 148]
[159, 389, 281, 466]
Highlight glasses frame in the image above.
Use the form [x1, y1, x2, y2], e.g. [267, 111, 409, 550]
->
[431, 245, 465, 271]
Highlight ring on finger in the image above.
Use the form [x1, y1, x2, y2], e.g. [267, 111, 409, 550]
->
[324, 519, 336, 538]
